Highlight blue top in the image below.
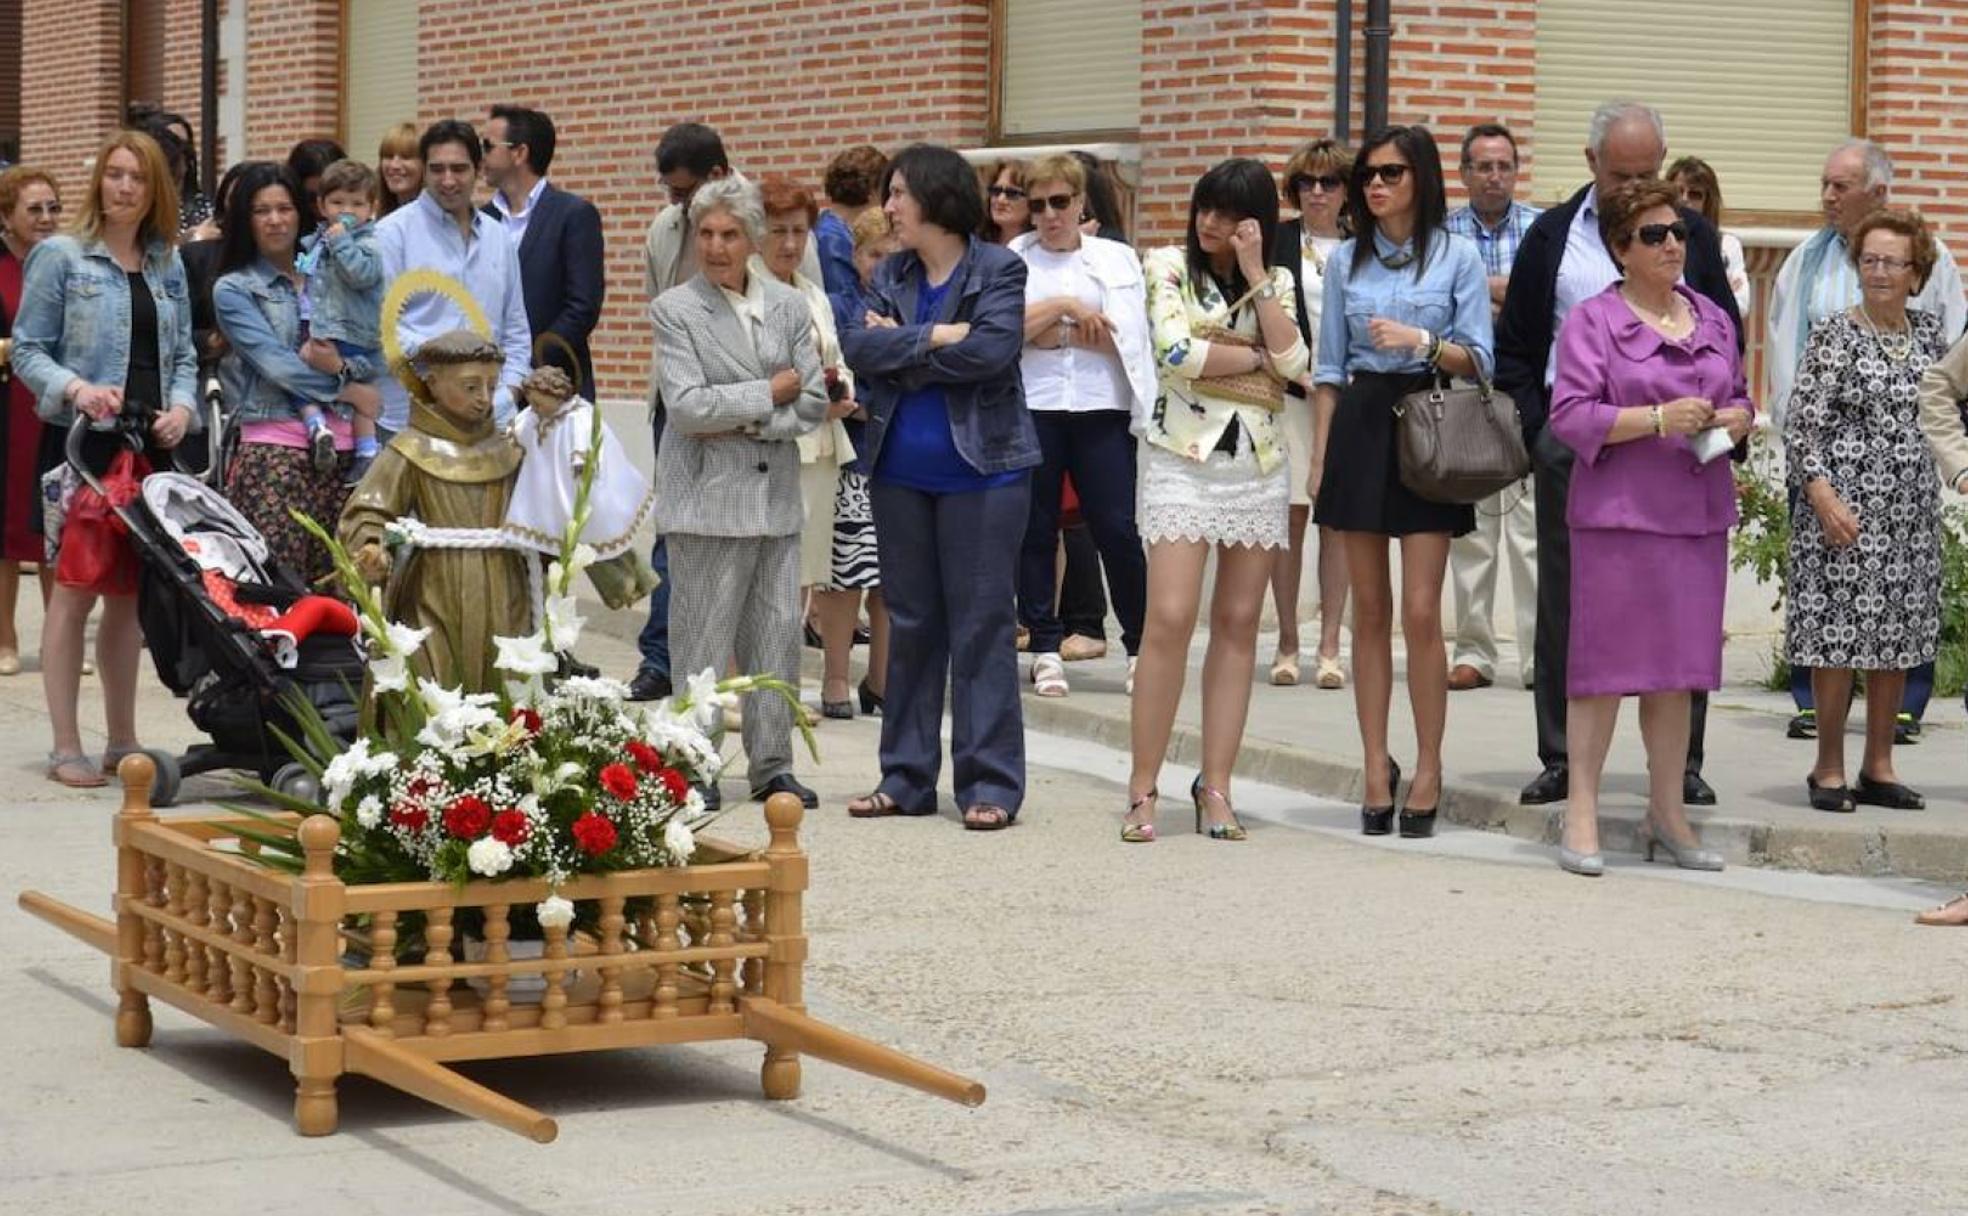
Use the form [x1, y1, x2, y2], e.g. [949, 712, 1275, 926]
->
[297, 218, 384, 356]
[1313, 228, 1495, 388]
[872, 278, 1022, 494]
[814, 211, 858, 300]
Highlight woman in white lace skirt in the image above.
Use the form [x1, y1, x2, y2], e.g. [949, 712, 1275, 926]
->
[1123, 159, 1308, 843]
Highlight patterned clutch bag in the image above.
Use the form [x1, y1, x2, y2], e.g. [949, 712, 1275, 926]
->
[1193, 322, 1286, 412]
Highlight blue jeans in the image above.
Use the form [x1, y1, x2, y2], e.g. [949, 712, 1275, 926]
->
[635, 405, 671, 679]
[1016, 410, 1147, 656]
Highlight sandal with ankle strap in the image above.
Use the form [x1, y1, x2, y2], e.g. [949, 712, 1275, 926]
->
[47, 752, 107, 789]
[1915, 892, 1968, 926]
[1121, 791, 1158, 843]
[1189, 775, 1247, 841]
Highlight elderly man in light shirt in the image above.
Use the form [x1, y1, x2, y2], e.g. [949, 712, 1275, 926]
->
[373, 118, 532, 436]
[1763, 137, 1965, 743]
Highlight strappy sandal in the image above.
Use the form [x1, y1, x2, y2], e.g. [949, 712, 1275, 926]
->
[963, 804, 1015, 831]
[846, 790, 933, 818]
[1121, 791, 1158, 843]
[1269, 650, 1301, 687]
[1915, 892, 1968, 926]
[1315, 654, 1346, 689]
[47, 752, 107, 789]
[1030, 653, 1068, 698]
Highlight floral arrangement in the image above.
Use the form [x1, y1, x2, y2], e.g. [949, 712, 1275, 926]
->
[234, 407, 812, 934]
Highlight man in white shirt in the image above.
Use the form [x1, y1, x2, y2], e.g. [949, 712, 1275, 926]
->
[374, 119, 532, 437]
[1762, 137, 1963, 742]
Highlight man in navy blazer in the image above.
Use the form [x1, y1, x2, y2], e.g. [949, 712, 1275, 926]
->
[1494, 100, 1742, 813]
[482, 104, 605, 399]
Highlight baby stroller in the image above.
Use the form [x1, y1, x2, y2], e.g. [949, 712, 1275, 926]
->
[63, 414, 363, 806]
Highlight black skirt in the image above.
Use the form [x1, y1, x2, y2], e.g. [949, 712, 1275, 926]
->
[1313, 370, 1474, 537]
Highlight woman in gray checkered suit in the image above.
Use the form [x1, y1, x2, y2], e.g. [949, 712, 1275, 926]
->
[651, 177, 829, 811]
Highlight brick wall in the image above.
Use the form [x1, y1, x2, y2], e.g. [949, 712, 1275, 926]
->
[241, 0, 338, 161]
[414, 0, 992, 401]
[18, 0, 121, 194]
[1866, 0, 1968, 247]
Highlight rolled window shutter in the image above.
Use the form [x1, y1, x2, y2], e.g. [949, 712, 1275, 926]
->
[127, 0, 167, 109]
[343, 0, 421, 161]
[1534, 0, 1852, 215]
[1001, 0, 1141, 138]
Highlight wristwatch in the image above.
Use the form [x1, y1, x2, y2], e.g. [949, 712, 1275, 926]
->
[1254, 279, 1279, 301]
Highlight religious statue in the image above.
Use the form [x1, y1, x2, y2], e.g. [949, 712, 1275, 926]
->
[338, 325, 531, 696]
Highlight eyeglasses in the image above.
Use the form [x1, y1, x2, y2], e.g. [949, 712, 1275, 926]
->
[1030, 193, 1078, 214]
[1859, 254, 1913, 273]
[1633, 221, 1689, 247]
[481, 138, 515, 155]
[1362, 163, 1411, 186]
[1292, 174, 1345, 194]
[23, 202, 61, 218]
[1463, 160, 1516, 177]
[987, 185, 1027, 201]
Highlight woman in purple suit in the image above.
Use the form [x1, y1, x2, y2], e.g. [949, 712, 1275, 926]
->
[1547, 180, 1754, 878]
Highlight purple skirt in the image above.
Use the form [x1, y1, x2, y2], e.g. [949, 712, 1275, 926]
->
[1568, 528, 1726, 697]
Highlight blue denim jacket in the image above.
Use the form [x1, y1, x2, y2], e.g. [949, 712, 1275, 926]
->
[299, 219, 382, 366]
[10, 233, 200, 426]
[839, 237, 1040, 476]
[213, 258, 350, 424]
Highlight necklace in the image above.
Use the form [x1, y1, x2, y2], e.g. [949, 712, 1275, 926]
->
[1855, 305, 1914, 362]
[1620, 285, 1685, 332]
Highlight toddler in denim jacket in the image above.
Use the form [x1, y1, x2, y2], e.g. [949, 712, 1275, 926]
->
[294, 159, 383, 483]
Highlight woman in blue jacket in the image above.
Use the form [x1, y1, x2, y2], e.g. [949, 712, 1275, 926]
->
[839, 144, 1040, 830]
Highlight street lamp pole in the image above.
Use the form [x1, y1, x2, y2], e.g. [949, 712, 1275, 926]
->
[1364, 0, 1391, 134]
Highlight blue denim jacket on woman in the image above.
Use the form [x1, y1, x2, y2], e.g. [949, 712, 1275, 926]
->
[213, 257, 350, 424]
[840, 236, 1041, 476]
[9, 233, 200, 427]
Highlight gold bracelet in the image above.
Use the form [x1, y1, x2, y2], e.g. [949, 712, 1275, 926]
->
[1651, 405, 1664, 436]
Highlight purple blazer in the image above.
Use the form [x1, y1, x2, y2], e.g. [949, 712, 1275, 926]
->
[1550, 284, 1753, 536]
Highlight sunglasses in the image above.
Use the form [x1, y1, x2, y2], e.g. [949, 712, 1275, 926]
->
[1031, 193, 1078, 214]
[1292, 174, 1345, 194]
[480, 137, 515, 154]
[1362, 163, 1411, 186]
[987, 185, 1027, 201]
[1634, 221, 1689, 247]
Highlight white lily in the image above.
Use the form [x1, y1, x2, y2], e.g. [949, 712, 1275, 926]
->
[370, 651, 410, 694]
[493, 631, 558, 677]
[542, 593, 584, 651]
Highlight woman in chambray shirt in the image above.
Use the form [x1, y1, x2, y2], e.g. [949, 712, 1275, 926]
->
[212, 163, 381, 587]
[1310, 123, 1493, 840]
[10, 130, 200, 789]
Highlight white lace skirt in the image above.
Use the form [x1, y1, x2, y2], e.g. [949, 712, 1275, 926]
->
[1138, 439, 1289, 550]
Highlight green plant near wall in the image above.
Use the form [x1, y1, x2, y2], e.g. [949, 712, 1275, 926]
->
[1730, 434, 1968, 699]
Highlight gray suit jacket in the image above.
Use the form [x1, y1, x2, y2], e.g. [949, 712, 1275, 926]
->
[651, 273, 826, 538]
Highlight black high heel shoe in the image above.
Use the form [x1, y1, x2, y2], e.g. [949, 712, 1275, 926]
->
[1361, 759, 1401, 835]
[858, 679, 883, 715]
[1398, 769, 1438, 839]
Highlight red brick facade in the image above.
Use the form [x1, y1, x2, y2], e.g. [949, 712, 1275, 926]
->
[16, 0, 1968, 401]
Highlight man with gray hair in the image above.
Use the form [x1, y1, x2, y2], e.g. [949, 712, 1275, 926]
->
[1763, 137, 1965, 743]
[1494, 99, 1743, 810]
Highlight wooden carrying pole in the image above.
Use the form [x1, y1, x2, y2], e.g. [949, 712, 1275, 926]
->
[17, 891, 115, 955]
[344, 1028, 558, 1143]
[742, 996, 987, 1108]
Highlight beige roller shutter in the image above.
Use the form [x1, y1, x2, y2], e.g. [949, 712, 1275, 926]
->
[1000, 0, 1141, 138]
[343, 0, 420, 160]
[1534, 0, 1852, 215]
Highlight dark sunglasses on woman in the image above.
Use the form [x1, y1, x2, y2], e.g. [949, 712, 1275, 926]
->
[1635, 221, 1690, 247]
[1362, 163, 1410, 186]
[1030, 193, 1078, 214]
[987, 185, 1026, 200]
[1292, 174, 1345, 194]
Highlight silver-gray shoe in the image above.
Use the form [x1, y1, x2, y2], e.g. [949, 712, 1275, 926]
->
[1557, 845, 1605, 877]
[1639, 823, 1724, 871]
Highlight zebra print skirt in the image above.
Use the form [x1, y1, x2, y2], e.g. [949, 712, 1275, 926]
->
[825, 468, 881, 590]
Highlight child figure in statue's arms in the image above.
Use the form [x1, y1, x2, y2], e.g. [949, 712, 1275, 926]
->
[295, 158, 384, 485]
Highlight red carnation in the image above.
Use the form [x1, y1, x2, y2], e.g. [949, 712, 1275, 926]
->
[405, 774, 437, 800]
[571, 812, 618, 856]
[443, 795, 492, 840]
[511, 707, 542, 735]
[491, 809, 531, 846]
[389, 802, 428, 832]
[626, 739, 663, 774]
[598, 762, 639, 801]
[658, 766, 690, 803]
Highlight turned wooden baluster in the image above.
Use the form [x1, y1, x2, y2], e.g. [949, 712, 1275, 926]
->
[291, 816, 345, 1135]
[229, 883, 256, 1015]
[162, 863, 187, 984]
[741, 887, 765, 994]
[140, 857, 165, 975]
[182, 869, 209, 995]
[540, 920, 570, 1030]
[276, 905, 297, 1033]
[481, 904, 511, 1034]
[652, 893, 680, 1019]
[203, 878, 232, 1004]
[423, 906, 454, 1037]
[760, 794, 807, 1100]
[708, 890, 737, 1015]
[113, 760, 157, 1048]
[367, 910, 397, 1036]
[251, 897, 279, 1024]
[597, 895, 625, 1024]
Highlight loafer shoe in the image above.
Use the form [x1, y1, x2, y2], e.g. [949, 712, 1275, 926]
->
[752, 773, 819, 809]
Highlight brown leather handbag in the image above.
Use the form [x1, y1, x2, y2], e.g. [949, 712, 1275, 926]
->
[1392, 372, 1531, 504]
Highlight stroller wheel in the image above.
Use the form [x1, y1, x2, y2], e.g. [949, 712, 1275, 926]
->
[269, 762, 322, 807]
[146, 751, 183, 808]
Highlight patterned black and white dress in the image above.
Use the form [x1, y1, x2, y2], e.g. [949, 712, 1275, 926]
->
[1783, 308, 1946, 670]
[826, 468, 880, 590]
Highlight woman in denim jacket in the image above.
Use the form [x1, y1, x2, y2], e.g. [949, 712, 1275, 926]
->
[9, 131, 200, 788]
[211, 163, 381, 586]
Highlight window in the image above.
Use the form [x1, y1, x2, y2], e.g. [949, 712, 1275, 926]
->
[1534, 0, 1860, 218]
[995, 0, 1141, 141]
[342, 0, 419, 160]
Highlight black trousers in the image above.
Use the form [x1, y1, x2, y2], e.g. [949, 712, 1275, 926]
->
[1530, 425, 1706, 774]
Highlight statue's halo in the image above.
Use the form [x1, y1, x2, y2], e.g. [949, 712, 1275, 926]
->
[381, 269, 493, 400]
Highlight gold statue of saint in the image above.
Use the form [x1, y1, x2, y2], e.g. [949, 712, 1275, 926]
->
[338, 328, 531, 695]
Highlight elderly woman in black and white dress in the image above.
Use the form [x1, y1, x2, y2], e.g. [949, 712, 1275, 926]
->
[651, 176, 828, 811]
